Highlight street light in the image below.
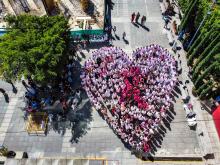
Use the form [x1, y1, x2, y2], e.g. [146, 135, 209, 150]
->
[187, 3, 215, 49]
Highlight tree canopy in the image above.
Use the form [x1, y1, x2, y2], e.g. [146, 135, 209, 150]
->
[0, 14, 69, 84]
[178, 0, 220, 99]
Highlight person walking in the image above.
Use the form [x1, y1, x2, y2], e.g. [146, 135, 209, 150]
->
[122, 32, 126, 40]
[163, 16, 169, 29]
[141, 16, 146, 26]
[135, 12, 140, 23]
[172, 41, 177, 53]
[112, 26, 116, 33]
[131, 12, 136, 22]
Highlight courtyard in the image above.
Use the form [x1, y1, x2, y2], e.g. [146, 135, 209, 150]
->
[0, 0, 219, 165]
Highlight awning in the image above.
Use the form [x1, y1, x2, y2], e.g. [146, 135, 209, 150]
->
[212, 105, 220, 139]
[70, 29, 104, 37]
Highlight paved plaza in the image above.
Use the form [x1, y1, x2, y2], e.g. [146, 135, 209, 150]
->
[1, 0, 219, 165]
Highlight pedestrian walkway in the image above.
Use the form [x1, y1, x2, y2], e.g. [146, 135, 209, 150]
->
[1, 0, 219, 164]
[0, 82, 23, 143]
[110, 0, 202, 162]
[160, 0, 220, 164]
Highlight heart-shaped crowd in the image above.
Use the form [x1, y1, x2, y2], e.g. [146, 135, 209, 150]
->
[81, 45, 177, 153]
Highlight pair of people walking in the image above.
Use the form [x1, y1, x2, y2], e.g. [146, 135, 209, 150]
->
[131, 12, 146, 26]
[111, 25, 126, 40]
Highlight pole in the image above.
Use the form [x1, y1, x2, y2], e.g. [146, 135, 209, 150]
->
[187, 11, 211, 50]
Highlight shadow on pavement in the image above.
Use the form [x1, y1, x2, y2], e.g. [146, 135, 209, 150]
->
[123, 38, 129, 45]
[69, 92, 92, 143]
[136, 22, 150, 31]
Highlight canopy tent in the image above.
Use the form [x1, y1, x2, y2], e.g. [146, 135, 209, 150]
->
[212, 105, 220, 139]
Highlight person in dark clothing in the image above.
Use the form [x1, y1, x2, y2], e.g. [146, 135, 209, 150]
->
[135, 12, 140, 23]
[22, 80, 28, 88]
[0, 88, 9, 103]
[0, 88, 6, 94]
[112, 26, 116, 33]
[131, 12, 136, 22]
[141, 16, 146, 26]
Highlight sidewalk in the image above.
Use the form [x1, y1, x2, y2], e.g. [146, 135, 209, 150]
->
[0, 0, 219, 164]
[162, 0, 220, 164]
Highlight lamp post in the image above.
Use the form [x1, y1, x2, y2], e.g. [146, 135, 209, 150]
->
[187, 3, 215, 49]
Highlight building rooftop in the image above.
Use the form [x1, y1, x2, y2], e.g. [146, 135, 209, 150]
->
[56, 0, 105, 30]
[0, 0, 105, 31]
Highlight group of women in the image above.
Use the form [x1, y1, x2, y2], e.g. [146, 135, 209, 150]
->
[81, 45, 177, 152]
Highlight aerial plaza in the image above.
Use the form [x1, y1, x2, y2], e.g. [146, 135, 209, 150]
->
[0, 0, 219, 165]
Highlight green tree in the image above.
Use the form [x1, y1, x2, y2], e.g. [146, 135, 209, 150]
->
[177, 0, 191, 13]
[187, 25, 217, 57]
[187, 30, 219, 65]
[194, 0, 209, 29]
[178, 0, 198, 31]
[192, 50, 220, 83]
[192, 36, 220, 71]
[0, 15, 69, 84]
[199, 83, 214, 99]
[194, 61, 218, 87]
[196, 80, 212, 95]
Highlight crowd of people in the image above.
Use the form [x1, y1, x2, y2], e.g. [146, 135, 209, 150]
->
[23, 59, 81, 117]
[81, 45, 177, 153]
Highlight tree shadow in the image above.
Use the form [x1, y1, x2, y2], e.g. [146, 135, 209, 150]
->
[71, 60, 83, 90]
[69, 97, 92, 143]
[87, 0, 95, 16]
[50, 115, 71, 136]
